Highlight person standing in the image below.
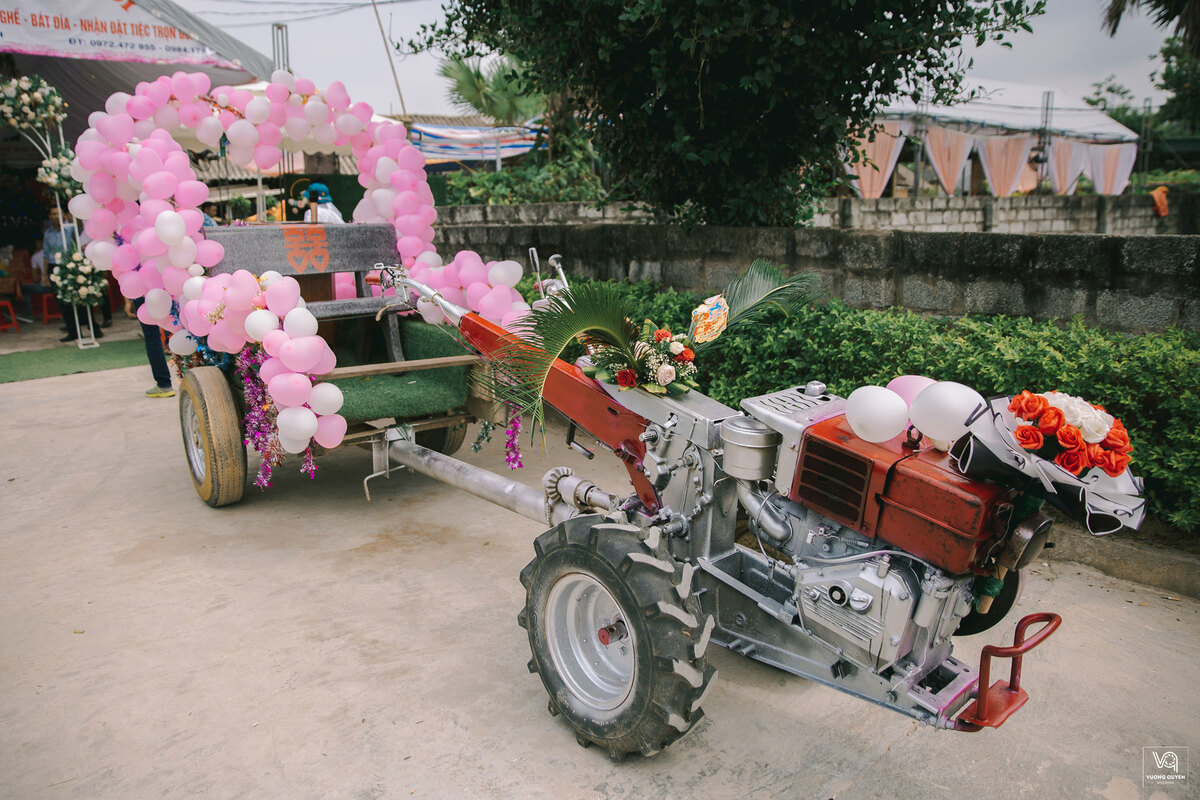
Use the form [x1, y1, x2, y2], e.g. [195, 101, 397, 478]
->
[302, 182, 345, 224]
[44, 207, 103, 342]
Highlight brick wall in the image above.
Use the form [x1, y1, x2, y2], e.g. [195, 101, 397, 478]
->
[434, 222, 1200, 334]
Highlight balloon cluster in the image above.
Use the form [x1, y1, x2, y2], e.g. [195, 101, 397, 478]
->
[65, 69, 446, 455]
[844, 376, 986, 447]
[406, 250, 530, 327]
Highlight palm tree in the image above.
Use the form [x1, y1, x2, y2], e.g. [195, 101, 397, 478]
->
[438, 55, 543, 127]
[1104, 0, 1200, 56]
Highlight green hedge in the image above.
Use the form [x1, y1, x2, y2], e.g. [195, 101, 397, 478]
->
[576, 280, 1200, 532]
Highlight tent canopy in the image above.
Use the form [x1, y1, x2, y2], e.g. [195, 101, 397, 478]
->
[880, 77, 1138, 144]
[0, 0, 270, 149]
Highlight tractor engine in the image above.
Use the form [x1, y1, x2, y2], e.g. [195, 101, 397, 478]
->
[724, 383, 1051, 675]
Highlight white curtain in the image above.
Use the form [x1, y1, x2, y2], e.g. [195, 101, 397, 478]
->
[848, 121, 913, 198]
[975, 135, 1036, 197]
[1048, 138, 1089, 195]
[1084, 142, 1138, 195]
[922, 126, 974, 196]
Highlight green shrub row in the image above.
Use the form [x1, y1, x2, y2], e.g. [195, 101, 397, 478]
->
[579, 280, 1200, 532]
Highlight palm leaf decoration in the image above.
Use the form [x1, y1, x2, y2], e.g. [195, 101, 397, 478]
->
[482, 281, 639, 431]
[691, 259, 819, 355]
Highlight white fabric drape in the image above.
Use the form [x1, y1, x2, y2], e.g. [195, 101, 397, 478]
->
[848, 121, 913, 198]
[922, 126, 974, 196]
[975, 135, 1036, 197]
[1048, 138, 1089, 195]
[1084, 142, 1138, 195]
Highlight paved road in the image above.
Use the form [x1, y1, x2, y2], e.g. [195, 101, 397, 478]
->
[2, 367, 1197, 799]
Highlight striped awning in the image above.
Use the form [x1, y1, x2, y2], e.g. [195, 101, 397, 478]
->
[408, 121, 544, 164]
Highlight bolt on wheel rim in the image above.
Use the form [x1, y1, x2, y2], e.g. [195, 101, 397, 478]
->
[181, 393, 206, 482]
[545, 572, 636, 711]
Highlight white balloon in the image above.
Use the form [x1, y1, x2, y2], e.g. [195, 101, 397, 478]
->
[352, 197, 381, 223]
[168, 330, 197, 356]
[85, 240, 115, 270]
[335, 113, 363, 135]
[308, 382, 344, 415]
[908, 382, 987, 443]
[311, 123, 337, 145]
[167, 236, 198, 268]
[278, 432, 312, 454]
[282, 307, 318, 337]
[244, 308, 281, 341]
[844, 386, 910, 443]
[303, 99, 329, 126]
[187, 263, 206, 277]
[69, 159, 94, 184]
[487, 259, 523, 288]
[374, 157, 398, 184]
[154, 210, 186, 246]
[182, 275, 207, 301]
[105, 92, 131, 116]
[270, 69, 296, 90]
[372, 189, 396, 219]
[416, 297, 445, 325]
[258, 270, 283, 287]
[283, 118, 311, 141]
[195, 116, 224, 147]
[226, 118, 259, 147]
[144, 288, 172, 320]
[277, 406, 319, 440]
[244, 97, 271, 125]
[414, 250, 443, 268]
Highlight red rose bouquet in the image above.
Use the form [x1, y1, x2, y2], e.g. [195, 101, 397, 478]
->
[1007, 390, 1133, 478]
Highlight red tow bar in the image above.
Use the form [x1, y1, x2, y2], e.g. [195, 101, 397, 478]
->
[956, 612, 1062, 731]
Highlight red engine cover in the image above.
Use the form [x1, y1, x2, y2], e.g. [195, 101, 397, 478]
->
[792, 415, 1013, 575]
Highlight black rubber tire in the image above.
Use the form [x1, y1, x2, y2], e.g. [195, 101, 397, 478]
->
[415, 422, 467, 456]
[179, 366, 247, 508]
[518, 515, 718, 759]
[956, 569, 1024, 636]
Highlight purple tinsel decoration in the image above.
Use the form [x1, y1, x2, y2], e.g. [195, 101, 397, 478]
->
[236, 347, 282, 488]
[301, 448, 318, 479]
[505, 404, 523, 469]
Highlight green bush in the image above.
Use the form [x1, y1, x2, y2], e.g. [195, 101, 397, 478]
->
[445, 131, 606, 206]
[577, 281, 1200, 532]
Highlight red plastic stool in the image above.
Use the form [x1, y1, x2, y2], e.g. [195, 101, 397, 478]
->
[0, 299, 19, 332]
[31, 293, 61, 324]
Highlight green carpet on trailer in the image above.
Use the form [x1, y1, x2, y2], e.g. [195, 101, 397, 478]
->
[0, 340, 148, 383]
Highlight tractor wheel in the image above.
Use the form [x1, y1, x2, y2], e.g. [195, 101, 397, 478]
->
[956, 569, 1025, 637]
[179, 366, 247, 508]
[416, 422, 467, 456]
[518, 516, 717, 759]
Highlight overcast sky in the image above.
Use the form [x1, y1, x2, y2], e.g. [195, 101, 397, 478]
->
[173, 0, 1174, 117]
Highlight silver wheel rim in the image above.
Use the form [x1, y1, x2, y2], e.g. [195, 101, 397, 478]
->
[181, 391, 206, 482]
[545, 571, 636, 712]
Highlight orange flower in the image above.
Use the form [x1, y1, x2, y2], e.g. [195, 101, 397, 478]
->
[1054, 448, 1090, 476]
[653, 329, 672, 342]
[1037, 407, 1065, 437]
[675, 347, 695, 363]
[1102, 419, 1133, 454]
[1093, 449, 1131, 478]
[1008, 390, 1049, 421]
[1056, 424, 1086, 452]
[1013, 425, 1044, 451]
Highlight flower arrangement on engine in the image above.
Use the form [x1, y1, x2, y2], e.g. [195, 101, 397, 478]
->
[584, 321, 699, 395]
[1007, 390, 1133, 478]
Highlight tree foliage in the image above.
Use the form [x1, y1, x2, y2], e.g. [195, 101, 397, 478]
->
[1155, 36, 1200, 132]
[438, 55, 544, 126]
[1104, 0, 1200, 57]
[417, 0, 1042, 226]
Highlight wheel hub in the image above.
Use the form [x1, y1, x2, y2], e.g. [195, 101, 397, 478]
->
[545, 572, 636, 712]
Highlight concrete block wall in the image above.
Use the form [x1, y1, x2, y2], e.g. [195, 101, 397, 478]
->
[434, 223, 1200, 334]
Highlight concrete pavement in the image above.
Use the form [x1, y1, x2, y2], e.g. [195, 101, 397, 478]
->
[1, 367, 1197, 799]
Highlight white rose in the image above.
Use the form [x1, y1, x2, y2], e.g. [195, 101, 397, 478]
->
[669, 341, 684, 355]
[76, 275, 86, 284]
[81, 264, 92, 273]
[656, 363, 676, 385]
[1078, 407, 1114, 443]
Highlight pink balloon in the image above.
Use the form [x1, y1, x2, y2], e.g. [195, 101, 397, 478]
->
[257, 123, 283, 147]
[135, 229, 168, 257]
[262, 328, 290, 357]
[393, 191, 421, 216]
[333, 272, 356, 300]
[117, 270, 147, 299]
[325, 81, 351, 111]
[192, 73, 212, 96]
[100, 150, 132, 178]
[136, 303, 157, 325]
[265, 276, 301, 316]
[178, 101, 207, 128]
[457, 258, 488, 287]
[171, 72, 198, 101]
[465, 281, 491, 311]
[258, 357, 289, 384]
[179, 209, 204, 235]
[126, 94, 157, 120]
[266, 82, 290, 103]
[397, 235, 423, 260]
[163, 152, 194, 181]
[268, 372, 313, 408]
[310, 345, 337, 376]
[253, 144, 282, 171]
[113, 244, 141, 271]
[75, 140, 108, 170]
[418, 204, 438, 226]
[885, 375, 938, 408]
[182, 299, 211, 335]
[174, 180, 209, 208]
[143, 170, 179, 200]
[96, 113, 134, 144]
[278, 335, 325, 373]
[195, 239, 225, 268]
[313, 414, 348, 448]
[396, 146, 425, 172]
[162, 265, 190, 297]
[394, 214, 424, 237]
[85, 209, 117, 241]
[440, 286, 466, 308]
[479, 286, 513, 322]
[87, 172, 117, 204]
[390, 170, 419, 191]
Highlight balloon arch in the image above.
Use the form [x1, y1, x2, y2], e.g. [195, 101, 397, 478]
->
[67, 69, 529, 457]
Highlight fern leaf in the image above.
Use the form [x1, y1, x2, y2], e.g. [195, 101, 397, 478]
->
[692, 259, 819, 355]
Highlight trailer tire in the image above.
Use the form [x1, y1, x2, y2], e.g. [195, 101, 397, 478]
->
[416, 422, 467, 456]
[179, 366, 246, 508]
[518, 515, 717, 759]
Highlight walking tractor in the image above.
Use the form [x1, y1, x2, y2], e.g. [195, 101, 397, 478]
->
[63, 68, 1145, 761]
